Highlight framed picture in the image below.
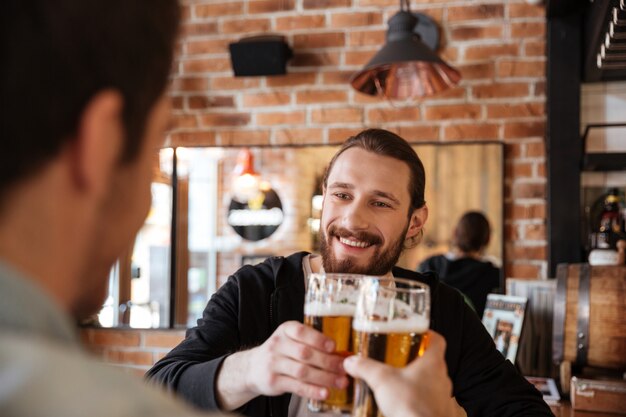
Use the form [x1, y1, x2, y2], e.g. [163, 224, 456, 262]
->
[482, 294, 527, 364]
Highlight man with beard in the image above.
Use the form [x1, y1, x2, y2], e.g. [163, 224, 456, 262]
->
[146, 129, 552, 417]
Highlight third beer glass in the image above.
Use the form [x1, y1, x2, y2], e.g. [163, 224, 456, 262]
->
[352, 278, 430, 417]
[304, 273, 364, 413]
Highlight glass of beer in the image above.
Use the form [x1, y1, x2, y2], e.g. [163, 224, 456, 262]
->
[304, 273, 365, 413]
[352, 278, 430, 417]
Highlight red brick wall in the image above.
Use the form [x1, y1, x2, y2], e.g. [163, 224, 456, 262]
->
[81, 328, 186, 375]
[168, 0, 548, 281]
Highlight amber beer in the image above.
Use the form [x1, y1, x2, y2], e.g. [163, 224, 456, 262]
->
[351, 278, 430, 417]
[352, 317, 429, 417]
[304, 273, 364, 413]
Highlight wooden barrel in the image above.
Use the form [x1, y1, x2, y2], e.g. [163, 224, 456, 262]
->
[552, 264, 626, 370]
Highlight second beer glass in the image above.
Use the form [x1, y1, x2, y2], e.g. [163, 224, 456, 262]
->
[304, 273, 363, 413]
[352, 278, 430, 417]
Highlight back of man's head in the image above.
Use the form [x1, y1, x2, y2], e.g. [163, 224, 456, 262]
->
[0, 0, 180, 205]
[453, 211, 491, 253]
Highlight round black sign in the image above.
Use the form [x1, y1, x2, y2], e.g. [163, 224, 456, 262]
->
[227, 188, 283, 241]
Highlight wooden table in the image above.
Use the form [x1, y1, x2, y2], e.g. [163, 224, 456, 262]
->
[551, 402, 626, 416]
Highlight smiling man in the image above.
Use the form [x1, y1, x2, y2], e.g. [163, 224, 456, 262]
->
[146, 129, 552, 417]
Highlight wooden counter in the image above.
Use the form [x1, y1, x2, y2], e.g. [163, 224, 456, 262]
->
[551, 402, 626, 417]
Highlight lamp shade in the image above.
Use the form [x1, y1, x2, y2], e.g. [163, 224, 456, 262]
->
[350, 10, 461, 100]
[232, 149, 261, 203]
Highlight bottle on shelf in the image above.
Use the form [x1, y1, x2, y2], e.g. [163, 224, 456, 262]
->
[597, 188, 621, 249]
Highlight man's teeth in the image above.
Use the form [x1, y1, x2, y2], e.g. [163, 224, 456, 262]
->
[339, 237, 370, 248]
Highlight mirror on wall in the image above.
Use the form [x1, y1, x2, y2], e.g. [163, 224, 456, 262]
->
[96, 142, 503, 329]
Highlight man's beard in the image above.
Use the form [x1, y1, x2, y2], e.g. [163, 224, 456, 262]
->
[319, 223, 407, 276]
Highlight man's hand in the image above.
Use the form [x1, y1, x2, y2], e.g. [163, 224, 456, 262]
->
[344, 331, 464, 417]
[216, 321, 348, 411]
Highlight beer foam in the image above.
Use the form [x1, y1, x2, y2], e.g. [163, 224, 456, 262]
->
[352, 315, 429, 334]
[304, 301, 356, 317]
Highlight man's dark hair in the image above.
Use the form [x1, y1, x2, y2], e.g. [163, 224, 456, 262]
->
[454, 211, 491, 253]
[323, 128, 426, 216]
[0, 0, 180, 200]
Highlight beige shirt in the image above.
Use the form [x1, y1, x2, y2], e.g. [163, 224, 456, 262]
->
[0, 260, 228, 417]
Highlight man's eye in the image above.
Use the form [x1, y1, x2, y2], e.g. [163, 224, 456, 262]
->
[334, 193, 350, 200]
[373, 201, 391, 208]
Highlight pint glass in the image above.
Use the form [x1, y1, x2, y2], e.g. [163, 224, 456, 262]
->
[352, 278, 430, 417]
[304, 273, 364, 413]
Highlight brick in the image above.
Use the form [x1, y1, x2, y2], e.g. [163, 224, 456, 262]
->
[266, 72, 317, 87]
[511, 22, 545, 38]
[248, 0, 295, 13]
[182, 58, 231, 74]
[321, 70, 354, 84]
[312, 107, 363, 123]
[512, 182, 545, 199]
[428, 86, 466, 100]
[329, 128, 363, 144]
[473, 83, 529, 99]
[200, 113, 251, 127]
[357, 0, 397, 5]
[486, 103, 544, 119]
[498, 60, 545, 78]
[534, 81, 546, 97]
[465, 44, 519, 60]
[367, 107, 421, 123]
[188, 95, 235, 110]
[296, 90, 348, 104]
[345, 50, 376, 66]
[525, 141, 544, 158]
[504, 121, 545, 138]
[440, 46, 459, 63]
[424, 104, 481, 121]
[353, 92, 384, 104]
[304, 0, 351, 9]
[510, 203, 546, 220]
[396, 126, 441, 142]
[209, 76, 261, 90]
[348, 30, 385, 47]
[456, 63, 495, 80]
[275, 15, 326, 31]
[256, 111, 306, 125]
[291, 52, 341, 67]
[450, 25, 503, 41]
[171, 96, 184, 110]
[443, 124, 499, 140]
[505, 142, 523, 159]
[218, 130, 272, 146]
[89, 330, 140, 347]
[506, 263, 540, 279]
[186, 39, 230, 55]
[273, 128, 324, 145]
[168, 131, 218, 147]
[171, 114, 197, 129]
[106, 350, 154, 366]
[194, 2, 243, 18]
[537, 161, 546, 177]
[171, 77, 209, 93]
[508, 244, 547, 261]
[294, 32, 346, 49]
[242, 92, 291, 107]
[506, 161, 533, 178]
[509, 3, 545, 18]
[524, 40, 546, 57]
[330, 12, 382, 28]
[448, 4, 504, 22]
[181, 22, 218, 37]
[221, 18, 271, 34]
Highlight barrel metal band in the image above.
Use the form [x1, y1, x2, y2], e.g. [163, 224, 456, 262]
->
[552, 264, 568, 365]
[575, 263, 591, 367]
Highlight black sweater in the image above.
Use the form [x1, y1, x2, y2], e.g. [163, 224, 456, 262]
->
[146, 252, 552, 417]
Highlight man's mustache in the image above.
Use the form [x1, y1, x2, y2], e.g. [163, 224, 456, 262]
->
[327, 224, 382, 246]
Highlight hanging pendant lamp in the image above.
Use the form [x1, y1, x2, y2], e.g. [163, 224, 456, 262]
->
[350, 0, 461, 101]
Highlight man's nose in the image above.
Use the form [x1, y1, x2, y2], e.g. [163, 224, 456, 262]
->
[341, 201, 369, 230]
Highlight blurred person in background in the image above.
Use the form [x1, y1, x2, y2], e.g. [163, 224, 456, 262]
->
[418, 211, 500, 317]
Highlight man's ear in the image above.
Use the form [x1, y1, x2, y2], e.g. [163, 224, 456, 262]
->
[71, 90, 124, 197]
[406, 205, 428, 239]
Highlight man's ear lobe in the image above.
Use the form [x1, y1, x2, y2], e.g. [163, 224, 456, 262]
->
[72, 90, 124, 197]
[407, 205, 428, 239]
